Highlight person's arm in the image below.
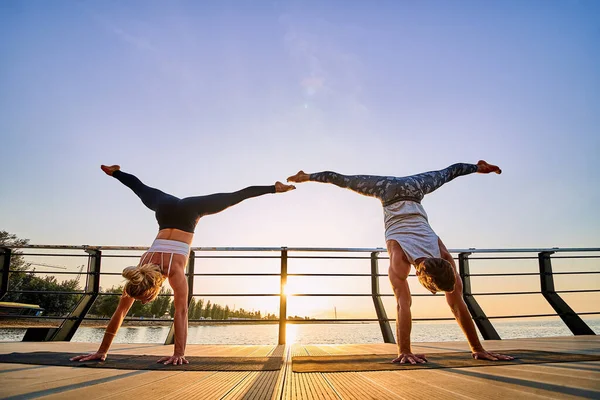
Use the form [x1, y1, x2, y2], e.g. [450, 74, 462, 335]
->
[439, 241, 513, 361]
[157, 268, 189, 365]
[391, 278, 427, 364]
[70, 294, 134, 362]
[445, 280, 513, 361]
[445, 282, 484, 352]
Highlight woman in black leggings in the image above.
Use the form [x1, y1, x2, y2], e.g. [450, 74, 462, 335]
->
[71, 165, 295, 365]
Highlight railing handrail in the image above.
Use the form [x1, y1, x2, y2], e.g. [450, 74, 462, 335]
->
[4, 244, 600, 253]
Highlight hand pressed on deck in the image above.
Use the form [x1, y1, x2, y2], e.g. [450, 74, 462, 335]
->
[472, 350, 514, 361]
[157, 354, 189, 365]
[392, 353, 427, 364]
[70, 352, 107, 362]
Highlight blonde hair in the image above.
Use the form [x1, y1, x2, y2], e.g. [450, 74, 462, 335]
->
[417, 258, 456, 294]
[122, 263, 165, 301]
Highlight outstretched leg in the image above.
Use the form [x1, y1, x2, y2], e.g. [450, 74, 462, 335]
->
[101, 165, 178, 211]
[288, 170, 389, 200]
[180, 182, 294, 218]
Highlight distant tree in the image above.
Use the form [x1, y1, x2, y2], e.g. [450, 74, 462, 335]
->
[188, 298, 196, 319]
[90, 286, 123, 317]
[169, 300, 176, 318]
[0, 230, 29, 272]
[203, 300, 212, 318]
[1, 230, 83, 315]
[129, 298, 150, 318]
[1, 230, 31, 295]
[11, 274, 81, 315]
[192, 298, 203, 320]
[223, 305, 231, 320]
[150, 288, 171, 318]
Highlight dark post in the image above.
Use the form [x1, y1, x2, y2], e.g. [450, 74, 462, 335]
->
[371, 252, 395, 343]
[538, 251, 594, 335]
[0, 247, 11, 301]
[278, 248, 288, 345]
[458, 252, 501, 340]
[165, 250, 195, 345]
[51, 249, 101, 341]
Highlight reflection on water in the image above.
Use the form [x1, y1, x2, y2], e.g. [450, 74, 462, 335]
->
[2, 319, 598, 344]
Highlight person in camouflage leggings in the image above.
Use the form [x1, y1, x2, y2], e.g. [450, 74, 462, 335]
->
[288, 160, 513, 364]
[305, 163, 481, 206]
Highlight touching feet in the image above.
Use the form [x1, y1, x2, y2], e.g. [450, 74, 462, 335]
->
[101, 165, 120, 176]
[287, 170, 310, 183]
[275, 181, 296, 193]
[476, 160, 501, 174]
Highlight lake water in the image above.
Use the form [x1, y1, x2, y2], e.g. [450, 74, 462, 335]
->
[2, 319, 599, 344]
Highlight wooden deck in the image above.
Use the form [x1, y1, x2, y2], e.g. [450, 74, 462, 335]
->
[1, 336, 599, 399]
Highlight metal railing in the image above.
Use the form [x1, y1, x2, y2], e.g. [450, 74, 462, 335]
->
[0, 245, 598, 344]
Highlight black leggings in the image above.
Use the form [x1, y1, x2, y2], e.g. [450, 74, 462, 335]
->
[113, 170, 276, 233]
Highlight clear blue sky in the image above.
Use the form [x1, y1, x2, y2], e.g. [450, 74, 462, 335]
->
[1, 1, 598, 319]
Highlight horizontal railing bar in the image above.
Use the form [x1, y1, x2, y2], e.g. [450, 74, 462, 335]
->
[552, 271, 600, 275]
[287, 273, 374, 277]
[470, 291, 540, 296]
[96, 292, 173, 296]
[466, 271, 600, 277]
[20, 269, 600, 278]
[192, 256, 280, 259]
[20, 254, 88, 258]
[0, 315, 70, 319]
[486, 313, 600, 319]
[287, 256, 373, 260]
[552, 255, 600, 259]
[193, 273, 281, 277]
[7, 290, 86, 295]
[555, 289, 600, 294]
[5, 245, 600, 254]
[466, 256, 539, 260]
[187, 293, 439, 297]
[9, 270, 93, 275]
[466, 273, 541, 277]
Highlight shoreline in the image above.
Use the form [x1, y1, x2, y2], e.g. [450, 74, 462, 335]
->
[0, 319, 356, 329]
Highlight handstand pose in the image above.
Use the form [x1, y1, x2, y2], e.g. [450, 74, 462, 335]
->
[288, 161, 513, 364]
[71, 165, 295, 365]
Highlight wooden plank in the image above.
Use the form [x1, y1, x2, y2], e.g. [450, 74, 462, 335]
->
[366, 367, 593, 400]
[0, 366, 134, 397]
[38, 370, 183, 400]
[324, 372, 402, 400]
[99, 371, 216, 399]
[159, 371, 251, 400]
[223, 371, 280, 400]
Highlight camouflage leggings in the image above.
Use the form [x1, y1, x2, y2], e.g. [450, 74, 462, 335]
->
[309, 163, 479, 206]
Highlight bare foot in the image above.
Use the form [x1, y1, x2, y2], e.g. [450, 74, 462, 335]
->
[275, 181, 296, 193]
[101, 165, 120, 176]
[287, 170, 310, 183]
[476, 160, 501, 174]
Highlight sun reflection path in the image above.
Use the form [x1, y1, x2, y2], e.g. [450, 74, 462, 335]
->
[285, 323, 298, 344]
